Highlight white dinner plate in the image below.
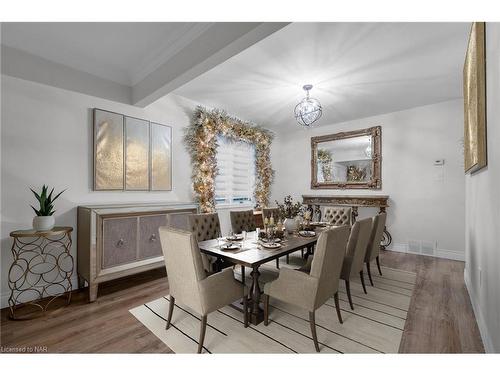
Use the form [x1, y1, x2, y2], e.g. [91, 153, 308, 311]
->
[220, 243, 241, 251]
[261, 242, 281, 249]
[226, 235, 243, 241]
[299, 230, 316, 237]
[261, 237, 282, 243]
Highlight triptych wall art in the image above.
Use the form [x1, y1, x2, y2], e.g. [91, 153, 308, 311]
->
[93, 108, 172, 191]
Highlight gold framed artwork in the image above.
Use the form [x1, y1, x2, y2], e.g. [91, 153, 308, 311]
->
[463, 22, 487, 174]
[93, 109, 172, 191]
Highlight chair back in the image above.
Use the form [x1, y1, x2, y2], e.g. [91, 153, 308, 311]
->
[230, 210, 256, 233]
[310, 226, 350, 308]
[188, 213, 221, 242]
[345, 217, 373, 275]
[262, 207, 280, 222]
[158, 227, 206, 314]
[323, 206, 352, 226]
[365, 213, 387, 262]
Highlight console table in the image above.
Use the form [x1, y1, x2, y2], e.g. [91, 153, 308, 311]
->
[77, 202, 198, 302]
[302, 195, 392, 249]
[8, 227, 74, 319]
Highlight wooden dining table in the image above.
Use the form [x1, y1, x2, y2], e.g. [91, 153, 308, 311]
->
[198, 231, 321, 325]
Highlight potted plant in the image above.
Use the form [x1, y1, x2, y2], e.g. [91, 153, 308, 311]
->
[30, 185, 65, 231]
[275, 195, 304, 233]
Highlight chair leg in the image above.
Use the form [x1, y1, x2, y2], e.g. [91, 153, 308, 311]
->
[309, 311, 320, 352]
[276, 258, 280, 269]
[366, 262, 374, 286]
[197, 315, 207, 354]
[360, 271, 367, 294]
[264, 294, 270, 326]
[301, 248, 305, 259]
[166, 296, 175, 330]
[243, 294, 249, 328]
[345, 280, 354, 310]
[376, 256, 383, 275]
[334, 292, 343, 324]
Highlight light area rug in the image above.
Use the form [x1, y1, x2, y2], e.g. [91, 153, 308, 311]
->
[130, 255, 416, 354]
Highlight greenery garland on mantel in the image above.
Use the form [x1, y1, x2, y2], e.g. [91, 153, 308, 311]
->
[184, 106, 275, 213]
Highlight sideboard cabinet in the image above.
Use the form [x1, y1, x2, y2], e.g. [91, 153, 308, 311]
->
[77, 202, 198, 301]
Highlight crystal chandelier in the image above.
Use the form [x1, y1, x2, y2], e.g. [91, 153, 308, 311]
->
[294, 84, 322, 127]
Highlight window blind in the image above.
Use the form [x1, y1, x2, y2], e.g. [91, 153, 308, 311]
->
[215, 136, 256, 206]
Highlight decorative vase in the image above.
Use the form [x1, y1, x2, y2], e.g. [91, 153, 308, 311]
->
[283, 217, 298, 234]
[33, 216, 55, 231]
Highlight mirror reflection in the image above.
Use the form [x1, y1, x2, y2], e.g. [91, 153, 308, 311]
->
[316, 135, 373, 183]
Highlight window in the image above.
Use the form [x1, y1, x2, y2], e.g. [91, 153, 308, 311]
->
[215, 136, 256, 206]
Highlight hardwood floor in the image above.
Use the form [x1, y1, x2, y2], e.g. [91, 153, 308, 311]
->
[380, 251, 484, 353]
[0, 251, 484, 353]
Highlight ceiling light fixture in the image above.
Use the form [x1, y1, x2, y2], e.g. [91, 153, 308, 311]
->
[294, 84, 322, 127]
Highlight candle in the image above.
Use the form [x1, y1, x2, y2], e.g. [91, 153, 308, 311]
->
[264, 217, 269, 226]
[270, 215, 275, 226]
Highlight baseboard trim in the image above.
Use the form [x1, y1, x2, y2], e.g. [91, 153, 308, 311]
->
[387, 243, 465, 261]
[464, 269, 495, 353]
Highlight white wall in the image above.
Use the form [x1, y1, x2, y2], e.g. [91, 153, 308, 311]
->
[272, 100, 465, 259]
[0, 76, 242, 307]
[464, 22, 500, 353]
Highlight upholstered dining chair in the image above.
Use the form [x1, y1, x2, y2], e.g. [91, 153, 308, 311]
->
[230, 210, 256, 233]
[159, 227, 248, 354]
[323, 206, 352, 226]
[263, 226, 350, 352]
[364, 213, 387, 286]
[340, 217, 373, 309]
[188, 213, 222, 273]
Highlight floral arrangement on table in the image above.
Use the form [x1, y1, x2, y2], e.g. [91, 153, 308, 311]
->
[276, 195, 310, 233]
[275, 195, 304, 219]
[184, 106, 275, 213]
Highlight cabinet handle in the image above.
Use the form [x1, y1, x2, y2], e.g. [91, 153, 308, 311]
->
[117, 238, 125, 247]
[150, 233, 157, 242]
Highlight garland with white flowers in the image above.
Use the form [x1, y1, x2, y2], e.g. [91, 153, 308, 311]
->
[184, 106, 275, 213]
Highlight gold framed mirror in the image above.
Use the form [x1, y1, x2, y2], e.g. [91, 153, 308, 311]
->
[311, 126, 381, 189]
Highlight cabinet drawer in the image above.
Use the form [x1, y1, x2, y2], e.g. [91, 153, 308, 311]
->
[102, 217, 138, 268]
[139, 215, 166, 259]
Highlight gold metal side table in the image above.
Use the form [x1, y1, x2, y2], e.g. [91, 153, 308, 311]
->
[8, 226, 74, 320]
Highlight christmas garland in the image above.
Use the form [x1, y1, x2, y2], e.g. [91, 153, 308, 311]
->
[184, 106, 275, 213]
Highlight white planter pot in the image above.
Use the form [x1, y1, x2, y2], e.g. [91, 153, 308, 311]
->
[33, 216, 55, 231]
[283, 217, 298, 234]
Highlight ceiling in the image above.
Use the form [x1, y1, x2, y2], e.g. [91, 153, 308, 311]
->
[174, 22, 471, 131]
[1, 22, 287, 106]
[1, 22, 213, 86]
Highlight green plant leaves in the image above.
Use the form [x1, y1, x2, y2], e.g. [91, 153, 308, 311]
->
[30, 185, 65, 216]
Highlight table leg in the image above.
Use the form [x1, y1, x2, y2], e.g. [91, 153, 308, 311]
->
[214, 257, 224, 272]
[249, 266, 264, 325]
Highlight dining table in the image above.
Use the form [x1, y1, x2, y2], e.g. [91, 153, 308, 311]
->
[197, 229, 324, 325]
